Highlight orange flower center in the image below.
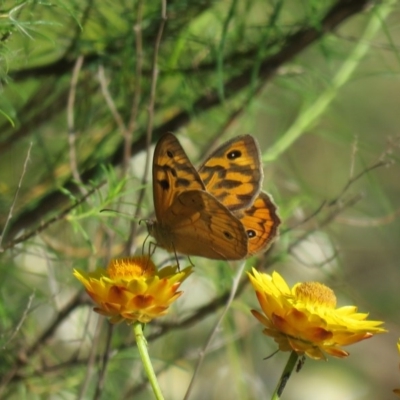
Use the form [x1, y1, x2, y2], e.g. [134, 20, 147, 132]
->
[294, 282, 336, 308]
[107, 257, 156, 279]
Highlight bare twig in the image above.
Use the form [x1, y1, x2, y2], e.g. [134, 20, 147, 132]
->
[286, 154, 393, 240]
[125, 0, 168, 256]
[336, 206, 400, 227]
[0, 291, 89, 392]
[67, 55, 85, 186]
[288, 192, 364, 253]
[183, 261, 247, 400]
[93, 323, 114, 400]
[349, 135, 358, 178]
[0, 142, 32, 251]
[124, 0, 144, 173]
[2, 184, 101, 251]
[98, 65, 127, 134]
[77, 317, 106, 400]
[329, 159, 389, 207]
[285, 200, 327, 233]
[148, 272, 251, 340]
[40, 232, 124, 259]
[102, 0, 145, 261]
[2, 292, 35, 349]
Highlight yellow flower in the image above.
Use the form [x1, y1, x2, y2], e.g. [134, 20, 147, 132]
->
[74, 256, 192, 324]
[394, 339, 400, 396]
[248, 269, 386, 360]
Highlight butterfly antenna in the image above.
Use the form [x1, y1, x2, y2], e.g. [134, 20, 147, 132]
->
[148, 241, 157, 257]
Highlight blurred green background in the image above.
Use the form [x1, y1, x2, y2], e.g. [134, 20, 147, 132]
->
[1, 0, 400, 399]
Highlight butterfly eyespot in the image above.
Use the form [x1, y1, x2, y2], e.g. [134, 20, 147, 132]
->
[167, 150, 174, 158]
[247, 229, 256, 238]
[223, 231, 234, 240]
[227, 150, 242, 160]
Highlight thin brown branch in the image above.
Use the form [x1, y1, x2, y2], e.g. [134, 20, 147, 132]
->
[336, 206, 400, 227]
[349, 135, 358, 178]
[2, 292, 35, 350]
[0, 291, 90, 392]
[328, 159, 389, 207]
[2, 184, 101, 251]
[183, 261, 247, 400]
[0, 142, 32, 251]
[285, 200, 327, 233]
[67, 55, 85, 186]
[286, 151, 393, 240]
[98, 65, 127, 134]
[93, 324, 114, 400]
[125, 0, 168, 256]
[288, 192, 364, 253]
[124, 0, 144, 173]
[77, 317, 106, 400]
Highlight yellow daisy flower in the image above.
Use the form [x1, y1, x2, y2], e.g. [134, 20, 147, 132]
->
[248, 269, 386, 360]
[394, 339, 400, 396]
[74, 256, 192, 324]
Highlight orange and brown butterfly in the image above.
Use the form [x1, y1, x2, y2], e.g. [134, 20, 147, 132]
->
[146, 133, 280, 260]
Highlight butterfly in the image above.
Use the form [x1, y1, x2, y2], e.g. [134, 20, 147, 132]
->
[146, 133, 280, 260]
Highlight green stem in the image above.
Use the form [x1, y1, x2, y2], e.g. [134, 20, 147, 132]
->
[133, 322, 164, 400]
[264, 0, 397, 163]
[271, 351, 299, 400]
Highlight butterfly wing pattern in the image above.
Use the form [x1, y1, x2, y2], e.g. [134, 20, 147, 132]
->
[199, 135, 281, 256]
[147, 133, 248, 260]
[198, 135, 263, 211]
[235, 192, 280, 255]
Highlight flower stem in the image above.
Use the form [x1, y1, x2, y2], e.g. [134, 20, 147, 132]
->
[133, 322, 164, 400]
[271, 351, 299, 400]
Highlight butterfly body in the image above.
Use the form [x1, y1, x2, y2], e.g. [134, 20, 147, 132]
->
[148, 133, 280, 260]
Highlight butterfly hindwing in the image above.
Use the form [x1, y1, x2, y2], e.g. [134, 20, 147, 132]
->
[163, 190, 248, 259]
[236, 192, 280, 255]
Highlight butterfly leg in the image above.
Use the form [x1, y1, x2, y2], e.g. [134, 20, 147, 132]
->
[142, 232, 151, 257]
[148, 241, 157, 258]
[172, 247, 180, 270]
[140, 241, 158, 273]
[187, 255, 195, 267]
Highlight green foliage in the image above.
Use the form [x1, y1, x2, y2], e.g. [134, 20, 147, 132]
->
[1, 0, 400, 399]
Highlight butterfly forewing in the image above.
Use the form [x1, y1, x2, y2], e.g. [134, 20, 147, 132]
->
[198, 135, 263, 211]
[153, 133, 205, 222]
